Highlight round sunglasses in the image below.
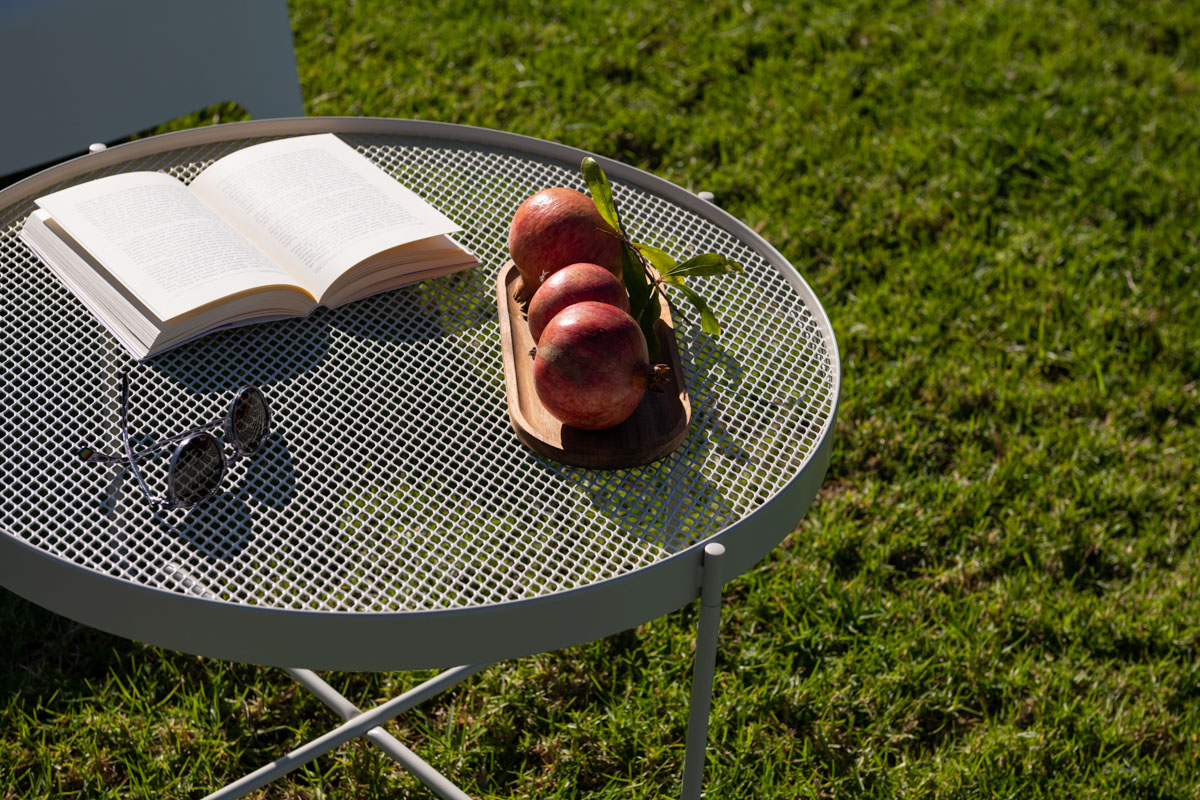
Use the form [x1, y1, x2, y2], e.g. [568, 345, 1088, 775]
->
[79, 372, 271, 510]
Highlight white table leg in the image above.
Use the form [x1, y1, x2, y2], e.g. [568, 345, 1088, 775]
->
[285, 667, 476, 800]
[201, 663, 486, 800]
[199, 543, 729, 800]
[681, 542, 727, 800]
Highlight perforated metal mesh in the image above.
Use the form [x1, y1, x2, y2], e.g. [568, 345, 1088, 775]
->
[0, 131, 837, 612]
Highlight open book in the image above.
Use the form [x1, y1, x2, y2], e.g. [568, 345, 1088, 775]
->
[20, 133, 479, 359]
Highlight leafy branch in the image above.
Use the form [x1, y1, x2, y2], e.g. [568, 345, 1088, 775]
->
[581, 157, 743, 360]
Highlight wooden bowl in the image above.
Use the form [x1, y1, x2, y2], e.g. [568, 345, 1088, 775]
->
[496, 261, 691, 469]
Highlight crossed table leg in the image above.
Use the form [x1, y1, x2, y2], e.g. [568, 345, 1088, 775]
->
[203, 543, 727, 800]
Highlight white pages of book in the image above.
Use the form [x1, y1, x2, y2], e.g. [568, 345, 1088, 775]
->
[34, 172, 298, 322]
[188, 134, 464, 299]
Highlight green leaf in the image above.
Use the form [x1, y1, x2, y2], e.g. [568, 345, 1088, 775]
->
[676, 283, 722, 336]
[665, 252, 744, 278]
[635, 242, 678, 274]
[581, 156, 622, 233]
[635, 242, 685, 286]
[622, 243, 652, 319]
[639, 286, 663, 362]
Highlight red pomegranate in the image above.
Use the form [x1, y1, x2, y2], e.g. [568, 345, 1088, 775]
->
[527, 262, 631, 343]
[508, 188, 624, 301]
[532, 301, 669, 430]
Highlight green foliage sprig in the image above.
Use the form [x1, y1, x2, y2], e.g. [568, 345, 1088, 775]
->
[581, 157, 743, 359]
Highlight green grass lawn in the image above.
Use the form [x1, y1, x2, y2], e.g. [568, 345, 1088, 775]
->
[3, 0, 1199, 797]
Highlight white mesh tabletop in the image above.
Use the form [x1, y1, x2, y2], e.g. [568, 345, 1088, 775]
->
[0, 119, 839, 671]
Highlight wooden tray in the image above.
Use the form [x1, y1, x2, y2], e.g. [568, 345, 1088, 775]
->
[496, 261, 691, 469]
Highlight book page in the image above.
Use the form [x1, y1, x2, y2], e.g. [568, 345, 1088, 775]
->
[35, 172, 304, 321]
[188, 134, 463, 299]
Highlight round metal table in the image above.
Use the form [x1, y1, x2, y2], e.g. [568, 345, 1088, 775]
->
[0, 117, 839, 798]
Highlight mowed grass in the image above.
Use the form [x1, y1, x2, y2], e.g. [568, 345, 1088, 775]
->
[3, 0, 1199, 797]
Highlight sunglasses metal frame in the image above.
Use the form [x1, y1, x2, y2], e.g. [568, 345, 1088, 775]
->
[79, 372, 271, 510]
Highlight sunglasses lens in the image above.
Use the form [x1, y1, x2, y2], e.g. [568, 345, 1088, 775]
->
[170, 434, 224, 507]
[231, 387, 269, 455]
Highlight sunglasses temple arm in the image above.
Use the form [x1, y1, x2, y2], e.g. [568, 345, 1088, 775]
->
[120, 373, 160, 507]
[154, 419, 224, 448]
[79, 449, 132, 464]
[80, 417, 225, 463]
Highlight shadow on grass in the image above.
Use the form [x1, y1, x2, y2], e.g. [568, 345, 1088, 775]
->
[0, 590, 133, 697]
